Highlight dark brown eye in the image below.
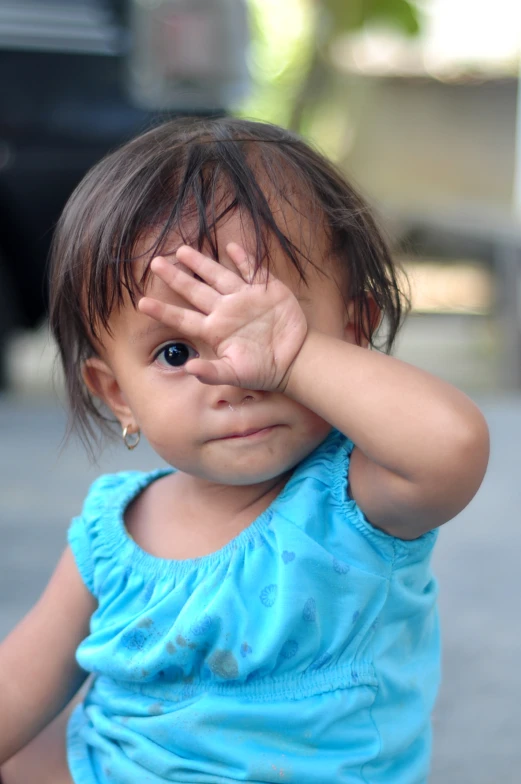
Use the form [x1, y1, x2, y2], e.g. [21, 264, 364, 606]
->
[156, 343, 197, 368]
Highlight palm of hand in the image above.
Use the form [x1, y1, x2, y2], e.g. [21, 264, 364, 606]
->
[138, 243, 308, 392]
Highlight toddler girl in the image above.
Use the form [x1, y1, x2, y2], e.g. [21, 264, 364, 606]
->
[0, 118, 489, 784]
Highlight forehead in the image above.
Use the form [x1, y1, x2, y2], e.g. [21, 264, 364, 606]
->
[97, 208, 345, 355]
[139, 204, 332, 290]
[93, 196, 340, 351]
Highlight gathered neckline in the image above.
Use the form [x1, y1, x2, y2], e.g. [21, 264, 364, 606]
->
[108, 429, 344, 573]
[114, 467, 279, 570]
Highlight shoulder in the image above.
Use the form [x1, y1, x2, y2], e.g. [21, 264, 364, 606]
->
[68, 469, 167, 595]
[288, 428, 352, 491]
[80, 471, 147, 516]
[124, 471, 179, 547]
[285, 430, 438, 569]
[77, 468, 174, 547]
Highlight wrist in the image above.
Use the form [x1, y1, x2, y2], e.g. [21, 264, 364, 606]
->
[279, 329, 324, 398]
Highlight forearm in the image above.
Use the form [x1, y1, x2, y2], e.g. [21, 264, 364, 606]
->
[287, 331, 483, 478]
[0, 548, 95, 764]
[0, 624, 88, 763]
[285, 330, 489, 531]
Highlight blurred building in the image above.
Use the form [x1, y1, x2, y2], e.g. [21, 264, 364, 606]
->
[322, 0, 521, 391]
[346, 74, 517, 211]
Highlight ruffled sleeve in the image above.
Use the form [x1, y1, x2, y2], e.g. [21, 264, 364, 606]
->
[333, 436, 438, 565]
[67, 473, 139, 597]
[68, 513, 96, 595]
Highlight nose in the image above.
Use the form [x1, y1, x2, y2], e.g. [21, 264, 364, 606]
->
[212, 386, 264, 409]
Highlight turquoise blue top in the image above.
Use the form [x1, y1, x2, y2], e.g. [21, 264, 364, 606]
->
[67, 430, 440, 784]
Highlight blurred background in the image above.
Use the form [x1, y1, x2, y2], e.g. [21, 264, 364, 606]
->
[1, 1, 520, 781]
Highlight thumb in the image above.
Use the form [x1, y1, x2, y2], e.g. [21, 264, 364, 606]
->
[185, 358, 239, 386]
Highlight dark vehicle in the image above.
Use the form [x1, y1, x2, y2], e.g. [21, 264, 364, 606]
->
[0, 0, 249, 384]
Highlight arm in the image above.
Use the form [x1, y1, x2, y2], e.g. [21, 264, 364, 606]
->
[285, 330, 489, 537]
[138, 243, 489, 539]
[0, 547, 96, 763]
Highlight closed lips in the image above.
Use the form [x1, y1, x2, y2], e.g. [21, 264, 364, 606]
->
[219, 426, 279, 439]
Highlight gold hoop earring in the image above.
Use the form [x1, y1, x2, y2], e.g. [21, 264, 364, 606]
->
[122, 426, 141, 451]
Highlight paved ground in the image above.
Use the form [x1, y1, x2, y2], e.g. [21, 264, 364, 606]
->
[1, 395, 520, 783]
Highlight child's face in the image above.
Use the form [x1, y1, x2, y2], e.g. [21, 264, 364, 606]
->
[85, 213, 358, 486]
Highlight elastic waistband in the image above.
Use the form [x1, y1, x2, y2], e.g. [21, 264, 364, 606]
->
[99, 662, 377, 704]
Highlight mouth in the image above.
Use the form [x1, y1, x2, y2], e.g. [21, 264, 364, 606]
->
[217, 425, 281, 441]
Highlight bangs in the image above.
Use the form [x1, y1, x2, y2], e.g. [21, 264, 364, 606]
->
[65, 130, 322, 346]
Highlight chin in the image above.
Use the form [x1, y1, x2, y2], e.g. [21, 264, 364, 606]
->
[205, 443, 320, 486]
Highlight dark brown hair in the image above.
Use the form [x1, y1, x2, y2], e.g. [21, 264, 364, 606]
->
[49, 116, 408, 448]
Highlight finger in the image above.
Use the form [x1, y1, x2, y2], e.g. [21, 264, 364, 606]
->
[183, 357, 238, 386]
[150, 257, 219, 314]
[225, 242, 260, 284]
[138, 296, 205, 336]
[176, 245, 245, 295]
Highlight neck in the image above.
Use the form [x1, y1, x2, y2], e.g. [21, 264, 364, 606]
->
[174, 471, 289, 522]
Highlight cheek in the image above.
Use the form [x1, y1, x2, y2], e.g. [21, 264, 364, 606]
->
[138, 409, 195, 464]
[306, 414, 332, 442]
[290, 400, 331, 440]
[302, 301, 346, 339]
[121, 372, 193, 429]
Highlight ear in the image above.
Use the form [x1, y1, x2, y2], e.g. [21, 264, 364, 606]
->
[82, 357, 137, 429]
[344, 296, 382, 348]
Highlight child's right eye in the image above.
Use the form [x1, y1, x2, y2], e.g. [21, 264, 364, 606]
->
[155, 342, 198, 368]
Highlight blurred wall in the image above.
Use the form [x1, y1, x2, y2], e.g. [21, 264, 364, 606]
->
[345, 75, 517, 210]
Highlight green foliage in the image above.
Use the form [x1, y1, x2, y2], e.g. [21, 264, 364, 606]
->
[320, 0, 421, 38]
[240, 0, 422, 134]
